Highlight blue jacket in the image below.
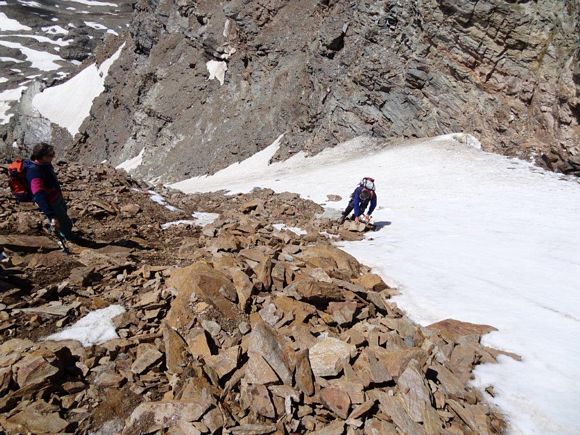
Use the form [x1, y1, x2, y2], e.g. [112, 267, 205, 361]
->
[24, 160, 63, 219]
[352, 186, 377, 217]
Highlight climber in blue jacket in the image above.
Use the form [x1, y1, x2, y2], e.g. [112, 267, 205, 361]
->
[339, 177, 377, 224]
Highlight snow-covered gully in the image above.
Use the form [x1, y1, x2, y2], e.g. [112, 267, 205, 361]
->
[173, 134, 580, 434]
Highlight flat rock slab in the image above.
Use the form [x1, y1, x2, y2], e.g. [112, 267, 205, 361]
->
[122, 401, 208, 434]
[0, 235, 59, 251]
[309, 337, 356, 377]
[425, 319, 498, 341]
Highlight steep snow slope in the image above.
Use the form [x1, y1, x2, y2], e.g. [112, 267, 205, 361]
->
[172, 134, 580, 434]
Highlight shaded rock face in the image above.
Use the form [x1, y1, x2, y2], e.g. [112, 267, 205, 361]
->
[69, 0, 578, 180]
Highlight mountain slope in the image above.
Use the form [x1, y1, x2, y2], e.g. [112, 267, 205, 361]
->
[64, 0, 579, 181]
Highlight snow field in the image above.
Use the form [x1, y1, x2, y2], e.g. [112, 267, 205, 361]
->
[32, 43, 125, 136]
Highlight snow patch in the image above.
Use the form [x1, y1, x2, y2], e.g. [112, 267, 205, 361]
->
[171, 134, 285, 193]
[0, 41, 64, 71]
[192, 211, 219, 227]
[0, 56, 23, 63]
[148, 191, 181, 212]
[17, 0, 41, 7]
[272, 223, 307, 235]
[116, 147, 144, 172]
[0, 12, 31, 31]
[45, 305, 125, 347]
[0, 86, 26, 124]
[41, 25, 68, 35]
[32, 43, 125, 136]
[67, 0, 117, 5]
[84, 21, 107, 30]
[161, 220, 197, 230]
[2, 34, 71, 46]
[206, 60, 227, 85]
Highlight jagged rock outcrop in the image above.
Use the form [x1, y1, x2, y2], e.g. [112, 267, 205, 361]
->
[67, 0, 578, 180]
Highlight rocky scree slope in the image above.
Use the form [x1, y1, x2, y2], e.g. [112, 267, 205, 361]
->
[66, 0, 579, 181]
[0, 163, 512, 433]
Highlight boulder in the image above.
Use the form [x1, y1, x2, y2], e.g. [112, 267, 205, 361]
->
[166, 262, 243, 332]
[309, 337, 356, 377]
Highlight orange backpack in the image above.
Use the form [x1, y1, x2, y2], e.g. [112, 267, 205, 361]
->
[8, 160, 32, 202]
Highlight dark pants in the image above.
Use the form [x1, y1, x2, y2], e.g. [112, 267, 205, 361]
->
[50, 198, 73, 239]
[340, 197, 369, 221]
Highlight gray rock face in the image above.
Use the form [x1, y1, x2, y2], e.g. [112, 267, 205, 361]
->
[28, 1, 580, 177]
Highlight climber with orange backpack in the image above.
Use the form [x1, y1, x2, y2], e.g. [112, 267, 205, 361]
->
[8, 143, 73, 242]
[339, 177, 377, 224]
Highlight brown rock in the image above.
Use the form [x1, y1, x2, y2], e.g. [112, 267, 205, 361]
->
[328, 301, 357, 325]
[346, 221, 368, 232]
[352, 348, 392, 386]
[229, 424, 276, 434]
[203, 407, 224, 433]
[371, 346, 427, 379]
[295, 350, 315, 396]
[377, 393, 425, 435]
[313, 420, 345, 435]
[242, 383, 275, 418]
[273, 295, 317, 324]
[397, 360, 431, 422]
[6, 401, 69, 434]
[205, 346, 240, 380]
[245, 351, 279, 385]
[166, 262, 242, 332]
[431, 362, 467, 399]
[186, 328, 213, 360]
[309, 337, 356, 377]
[94, 370, 125, 388]
[0, 366, 11, 395]
[0, 338, 34, 355]
[299, 245, 360, 278]
[120, 203, 141, 217]
[321, 386, 351, 419]
[240, 199, 261, 213]
[354, 273, 389, 292]
[0, 235, 59, 252]
[231, 269, 253, 311]
[349, 400, 377, 420]
[130, 343, 163, 374]
[290, 277, 344, 303]
[248, 320, 293, 385]
[364, 418, 398, 434]
[210, 234, 239, 252]
[12, 351, 59, 388]
[122, 401, 209, 434]
[163, 325, 189, 374]
[425, 319, 498, 341]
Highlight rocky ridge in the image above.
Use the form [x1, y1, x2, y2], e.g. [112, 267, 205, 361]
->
[0, 162, 515, 433]
[51, 0, 580, 181]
